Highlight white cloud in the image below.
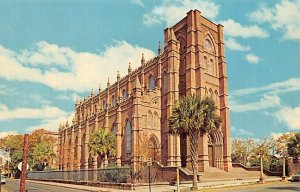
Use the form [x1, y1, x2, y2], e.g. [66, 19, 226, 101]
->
[0, 103, 67, 121]
[250, 0, 300, 40]
[231, 126, 254, 137]
[0, 41, 155, 92]
[131, 0, 144, 7]
[220, 19, 269, 38]
[274, 106, 300, 130]
[26, 112, 74, 132]
[245, 53, 261, 64]
[143, 0, 219, 27]
[230, 94, 280, 112]
[232, 77, 300, 97]
[30, 95, 51, 105]
[226, 38, 250, 52]
[0, 84, 16, 96]
[0, 131, 18, 138]
[55, 93, 81, 103]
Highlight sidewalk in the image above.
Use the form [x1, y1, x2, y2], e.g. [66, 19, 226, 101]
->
[26, 176, 284, 192]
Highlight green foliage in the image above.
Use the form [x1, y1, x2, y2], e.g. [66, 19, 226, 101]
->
[231, 138, 256, 165]
[32, 141, 56, 170]
[169, 95, 221, 136]
[169, 95, 221, 189]
[0, 129, 57, 172]
[287, 132, 300, 159]
[88, 128, 116, 157]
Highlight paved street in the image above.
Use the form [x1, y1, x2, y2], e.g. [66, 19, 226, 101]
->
[203, 182, 300, 192]
[1, 178, 299, 192]
[1, 179, 93, 192]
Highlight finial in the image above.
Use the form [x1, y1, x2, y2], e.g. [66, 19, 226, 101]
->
[107, 77, 110, 87]
[128, 62, 132, 73]
[98, 84, 101, 93]
[158, 41, 162, 55]
[117, 71, 120, 81]
[66, 119, 69, 127]
[141, 53, 145, 66]
[91, 88, 94, 96]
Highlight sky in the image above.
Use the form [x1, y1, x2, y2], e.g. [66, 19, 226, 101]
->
[0, 0, 299, 140]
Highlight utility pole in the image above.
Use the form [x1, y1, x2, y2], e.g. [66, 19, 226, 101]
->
[20, 134, 29, 192]
[147, 158, 152, 192]
[176, 166, 180, 192]
[0, 166, 2, 192]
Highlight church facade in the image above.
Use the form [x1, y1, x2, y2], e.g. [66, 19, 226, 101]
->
[57, 10, 232, 173]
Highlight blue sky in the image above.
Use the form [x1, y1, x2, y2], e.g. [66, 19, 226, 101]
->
[0, 0, 299, 139]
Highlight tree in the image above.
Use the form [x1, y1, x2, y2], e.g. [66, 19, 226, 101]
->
[169, 95, 221, 190]
[287, 132, 300, 159]
[0, 129, 57, 171]
[32, 141, 56, 170]
[88, 128, 116, 167]
[231, 138, 255, 166]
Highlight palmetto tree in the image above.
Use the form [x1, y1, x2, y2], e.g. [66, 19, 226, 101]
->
[88, 128, 116, 168]
[169, 95, 221, 190]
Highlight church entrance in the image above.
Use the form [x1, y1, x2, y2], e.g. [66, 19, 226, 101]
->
[208, 145, 214, 167]
[208, 131, 224, 169]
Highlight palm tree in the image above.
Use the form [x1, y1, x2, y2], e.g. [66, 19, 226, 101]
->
[88, 128, 116, 168]
[169, 95, 221, 190]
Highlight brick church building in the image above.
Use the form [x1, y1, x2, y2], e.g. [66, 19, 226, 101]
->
[58, 10, 232, 173]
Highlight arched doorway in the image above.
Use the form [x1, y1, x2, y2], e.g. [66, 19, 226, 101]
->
[148, 134, 160, 162]
[208, 131, 224, 169]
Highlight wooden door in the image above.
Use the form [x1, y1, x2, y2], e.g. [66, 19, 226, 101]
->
[208, 145, 214, 167]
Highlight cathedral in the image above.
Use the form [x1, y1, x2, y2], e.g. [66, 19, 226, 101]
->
[57, 10, 232, 173]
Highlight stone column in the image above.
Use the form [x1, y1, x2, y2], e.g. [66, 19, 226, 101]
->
[63, 129, 68, 170]
[77, 124, 82, 170]
[217, 24, 232, 171]
[70, 127, 75, 170]
[84, 122, 90, 181]
[116, 105, 122, 166]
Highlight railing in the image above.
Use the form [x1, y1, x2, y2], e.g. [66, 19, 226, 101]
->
[27, 167, 133, 183]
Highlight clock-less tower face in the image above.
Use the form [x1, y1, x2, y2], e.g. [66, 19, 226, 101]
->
[204, 39, 212, 50]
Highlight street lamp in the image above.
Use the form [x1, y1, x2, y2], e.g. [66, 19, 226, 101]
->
[258, 151, 265, 184]
[274, 150, 288, 182]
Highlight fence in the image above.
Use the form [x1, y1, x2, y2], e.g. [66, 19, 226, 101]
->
[27, 167, 133, 183]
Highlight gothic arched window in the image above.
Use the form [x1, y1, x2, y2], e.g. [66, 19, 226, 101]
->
[112, 123, 117, 136]
[149, 75, 155, 90]
[163, 71, 168, 93]
[125, 120, 132, 158]
[122, 89, 128, 100]
[147, 110, 153, 128]
[204, 39, 212, 51]
[153, 112, 159, 128]
[103, 100, 106, 110]
[112, 95, 116, 106]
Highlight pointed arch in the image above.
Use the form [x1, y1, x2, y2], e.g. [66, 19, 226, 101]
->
[153, 111, 159, 128]
[148, 74, 156, 90]
[112, 95, 116, 106]
[125, 119, 132, 158]
[122, 89, 128, 100]
[203, 30, 217, 54]
[147, 110, 153, 128]
[148, 134, 160, 161]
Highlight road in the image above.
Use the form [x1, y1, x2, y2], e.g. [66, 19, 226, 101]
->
[1, 179, 93, 192]
[203, 182, 300, 192]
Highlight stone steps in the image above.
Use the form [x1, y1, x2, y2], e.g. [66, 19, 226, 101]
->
[202, 166, 263, 179]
